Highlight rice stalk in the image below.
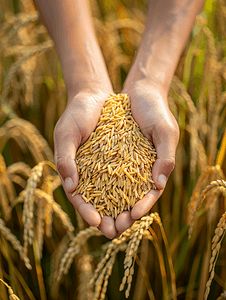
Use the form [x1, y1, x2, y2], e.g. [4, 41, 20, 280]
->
[134, 254, 156, 300]
[44, 92, 57, 140]
[157, 220, 177, 300]
[121, 218, 156, 298]
[201, 24, 218, 127]
[197, 49, 208, 141]
[93, 243, 127, 300]
[34, 189, 75, 238]
[50, 234, 71, 299]
[148, 227, 168, 300]
[57, 227, 103, 282]
[0, 183, 10, 220]
[6, 161, 31, 190]
[188, 179, 226, 238]
[7, 162, 31, 178]
[50, 175, 61, 191]
[22, 162, 46, 254]
[0, 234, 37, 300]
[185, 247, 202, 300]
[42, 176, 56, 238]
[0, 154, 16, 221]
[218, 0, 226, 36]
[216, 127, 226, 167]
[7, 175, 27, 189]
[32, 234, 47, 300]
[0, 118, 54, 162]
[0, 255, 8, 299]
[77, 254, 94, 300]
[36, 197, 45, 258]
[20, 57, 36, 107]
[188, 165, 225, 238]
[208, 90, 226, 165]
[171, 76, 207, 176]
[22, 161, 55, 254]
[0, 12, 38, 55]
[204, 212, 226, 300]
[0, 278, 21, 300]
[0, 41, 54, 118]
[10, 185, 74, 244]
[205, 185, 225, 225]
[90, 213, 163, 299]
[0, 218, 31, 269]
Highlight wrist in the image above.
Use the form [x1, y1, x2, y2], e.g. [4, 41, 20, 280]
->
[123, 41, 178, 93]
[66, 73, 113, 101]
[67, 83, 114, 104]
[123, 0, 205, 93]
[123, 75, 169, 103]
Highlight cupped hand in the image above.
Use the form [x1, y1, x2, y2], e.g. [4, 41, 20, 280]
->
[115, 80, 179, 233]
[54, 89, 120, 239]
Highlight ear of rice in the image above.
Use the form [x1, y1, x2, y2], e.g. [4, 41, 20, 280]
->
[73, 93, 156, 218]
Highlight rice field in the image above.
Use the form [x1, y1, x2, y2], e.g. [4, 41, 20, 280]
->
[0, 0, 226, 299]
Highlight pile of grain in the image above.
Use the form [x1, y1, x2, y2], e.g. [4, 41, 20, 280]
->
[74, 94, 156, 218]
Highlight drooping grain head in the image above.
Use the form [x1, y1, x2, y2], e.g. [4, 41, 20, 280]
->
[73, 93, 156, 218]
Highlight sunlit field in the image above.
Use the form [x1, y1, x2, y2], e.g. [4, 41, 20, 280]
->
[0, 0, 226, 299]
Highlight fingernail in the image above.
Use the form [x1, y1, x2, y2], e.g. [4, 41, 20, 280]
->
[64, 177, 74, 192]
[158, 174, 167, 189]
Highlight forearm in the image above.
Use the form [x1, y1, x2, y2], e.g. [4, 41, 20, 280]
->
[124, 0, 205, 93]
[33, 0, 112, 98]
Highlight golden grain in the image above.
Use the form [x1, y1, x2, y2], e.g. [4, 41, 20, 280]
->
[188, 166, 225, 238]
[204, 212, 226, 300]
[77, 254, 94, 300]
[188, 179, 226, 238]
[89, 213, 161, 299]
[34, 189, 75, 238]
[0, 278, 21, 300]
[73, 94, 156, 218]
[0, 118, 54, 162]
[0, 218, 31, 269]
[57, 227, 103, 282]
[22, 162, 45, 254]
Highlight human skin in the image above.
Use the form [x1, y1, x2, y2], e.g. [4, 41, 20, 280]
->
[33, 0, 205, 238]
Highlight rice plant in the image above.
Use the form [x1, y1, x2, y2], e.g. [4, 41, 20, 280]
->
[0, 0, 225, 299]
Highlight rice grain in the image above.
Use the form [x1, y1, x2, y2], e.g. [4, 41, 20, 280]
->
[73, 94, 156, 218]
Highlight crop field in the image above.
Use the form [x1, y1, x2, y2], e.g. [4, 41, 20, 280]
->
[0, 0, 226, 299]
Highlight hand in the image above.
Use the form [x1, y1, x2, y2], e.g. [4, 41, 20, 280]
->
[115, 80, 179, 233]
[54, 89, 121, 239]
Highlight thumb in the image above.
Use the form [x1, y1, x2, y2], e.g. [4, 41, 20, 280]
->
[54, 129, 79, 193]
[152, 131, 177, 190]
[152, 155, 175, 190]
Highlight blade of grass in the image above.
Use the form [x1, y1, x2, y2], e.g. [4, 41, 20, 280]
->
[0, 241, 9, 300]
[33, 235, 47, 300]
[197, 234, 212, 300]
[0, 236, 36, 300]
[135, 254, 156, 300]
[185, 246, 202, 300]
[133, 239, 150, 300]
[216, 129, 226, 167]
[158, 222, 177, 300]
[148, 226, 169, 300]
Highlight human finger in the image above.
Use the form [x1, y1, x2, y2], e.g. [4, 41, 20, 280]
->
[115, 211, 135, 233]
[131, 189, 163, 219]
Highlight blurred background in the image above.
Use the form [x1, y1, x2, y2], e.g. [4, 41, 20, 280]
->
[0, 0, 226, 299]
